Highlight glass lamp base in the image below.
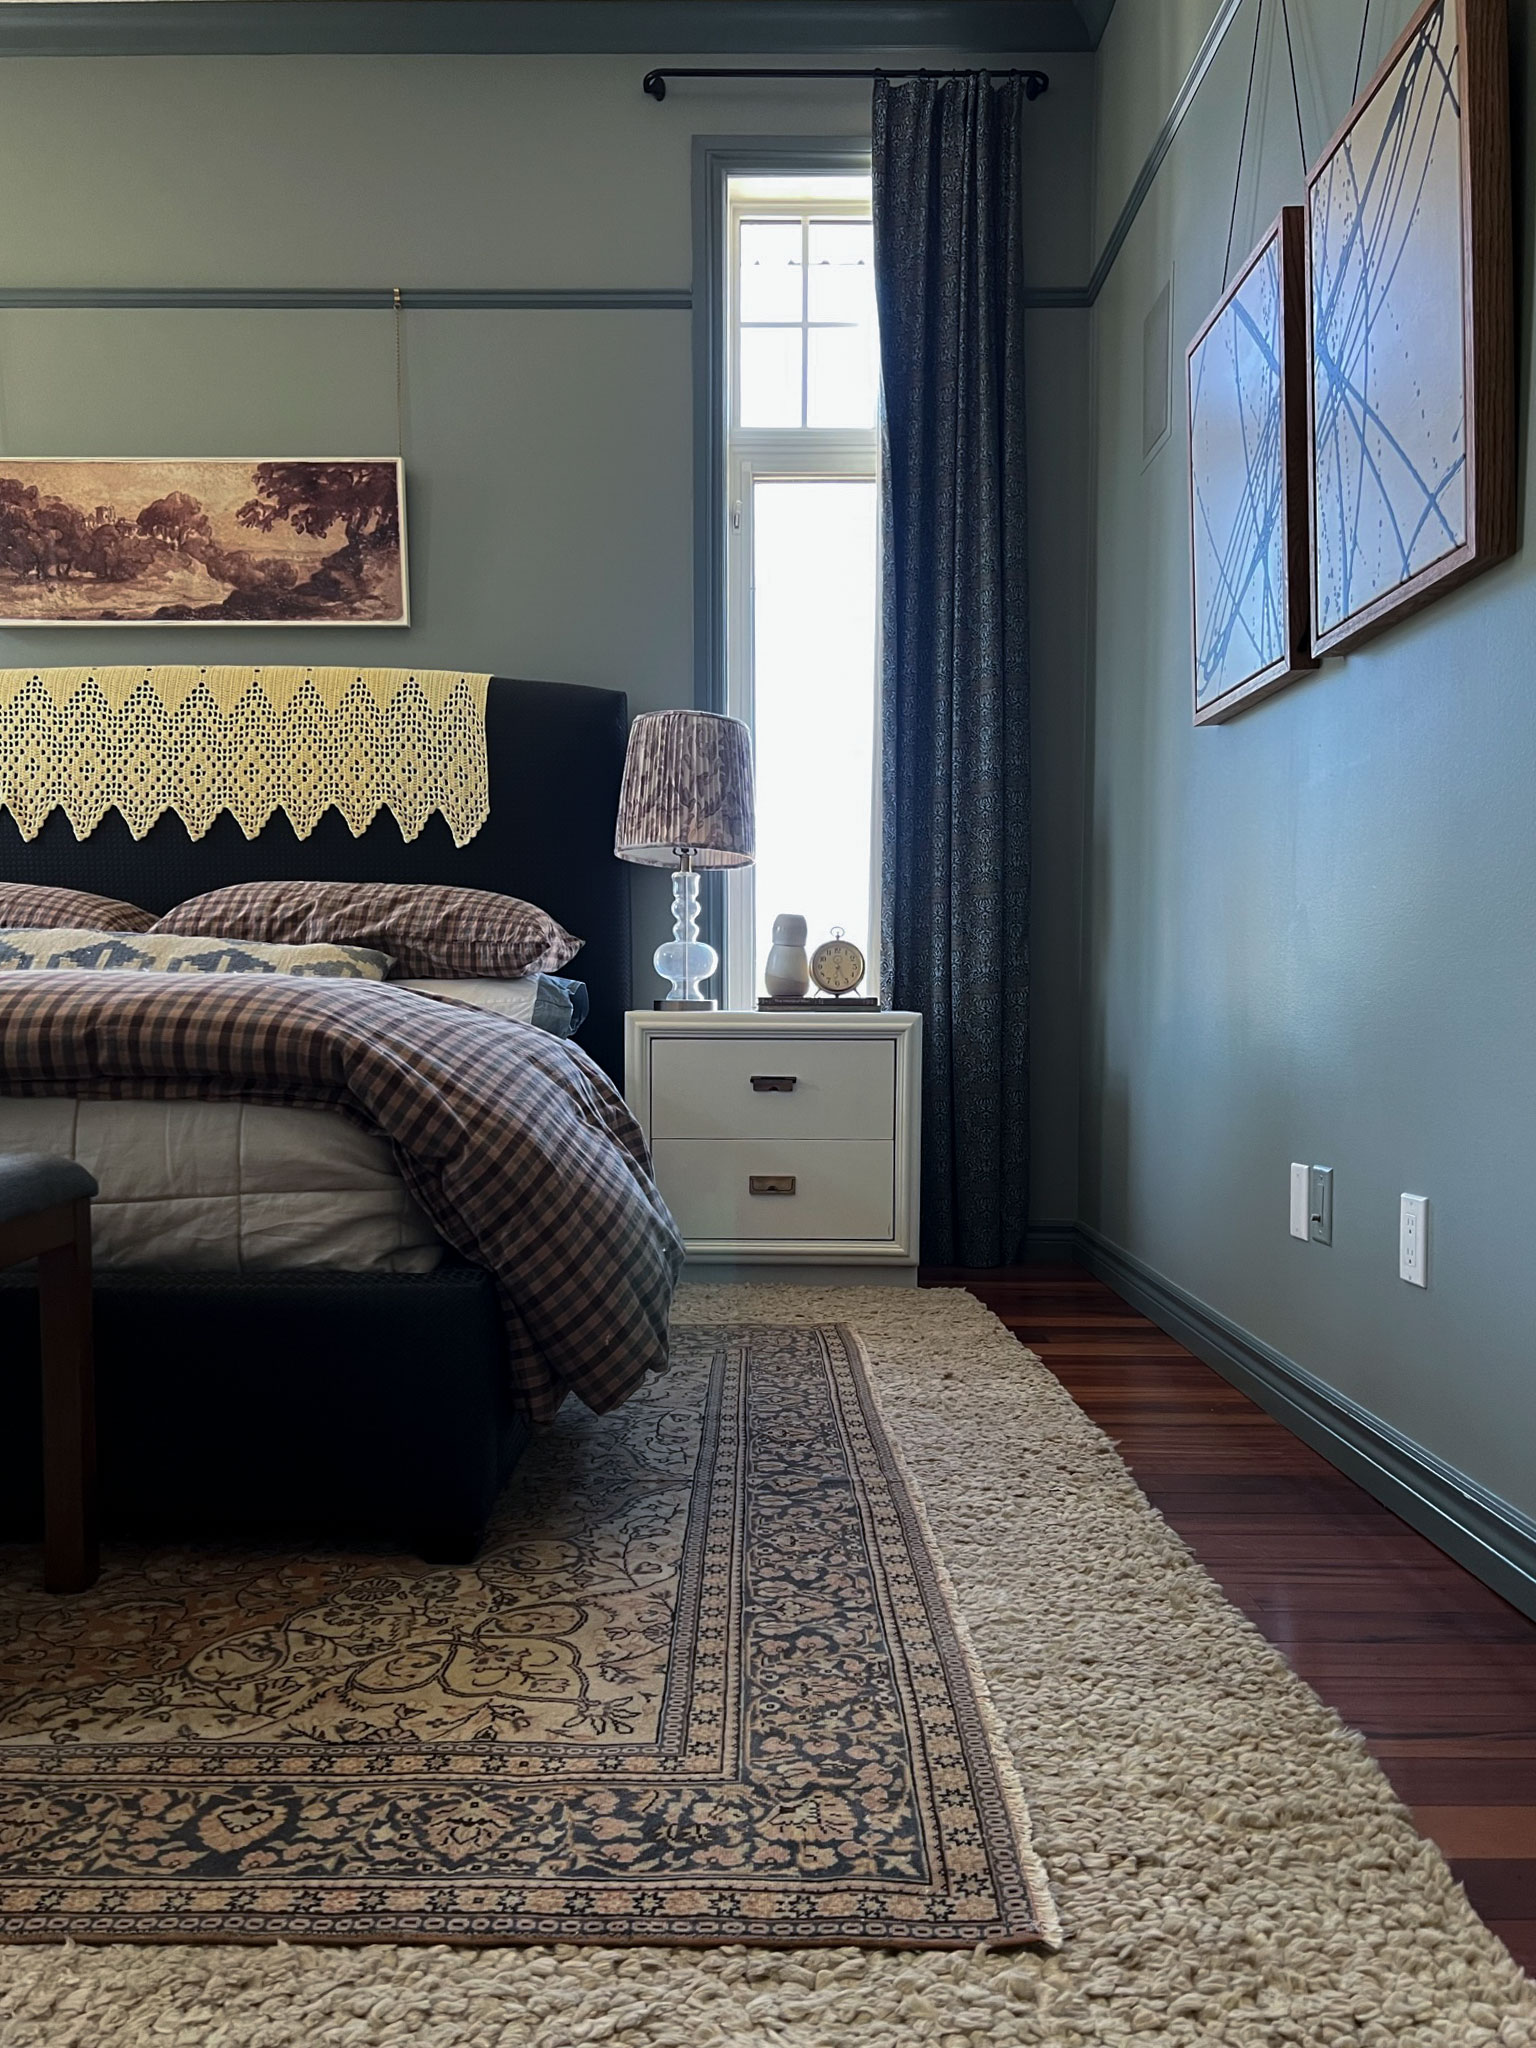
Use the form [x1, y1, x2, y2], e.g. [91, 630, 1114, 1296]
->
[654, 867, 720, 1007]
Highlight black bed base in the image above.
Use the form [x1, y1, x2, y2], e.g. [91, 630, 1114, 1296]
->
[0, 1265, 530, 1563]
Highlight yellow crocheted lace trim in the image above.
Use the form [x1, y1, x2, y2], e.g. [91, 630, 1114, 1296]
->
[0, 666, 490, 846]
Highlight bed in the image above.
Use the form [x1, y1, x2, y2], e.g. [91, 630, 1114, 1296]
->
[0, 675, 655, 1560]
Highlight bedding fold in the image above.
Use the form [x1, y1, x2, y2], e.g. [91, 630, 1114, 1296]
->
[0, 972, 682, 1422]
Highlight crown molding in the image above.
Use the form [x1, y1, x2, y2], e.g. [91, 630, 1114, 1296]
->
[1072, 0, 1114, 42]
[0, 0, 1096, 58]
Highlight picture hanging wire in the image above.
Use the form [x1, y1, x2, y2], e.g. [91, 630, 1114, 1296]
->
[1278, 0, 1309, 173]
[1222, 0, 1266, 289]
[393, 284, 404, 459]
[1354, 0, 1374, 99]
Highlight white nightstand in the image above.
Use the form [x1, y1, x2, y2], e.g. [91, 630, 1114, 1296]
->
[625, 1009, 922, 1284]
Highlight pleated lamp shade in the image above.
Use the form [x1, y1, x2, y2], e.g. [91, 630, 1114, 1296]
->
[614, 710, 755, 868]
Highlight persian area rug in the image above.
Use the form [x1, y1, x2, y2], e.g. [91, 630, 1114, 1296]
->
[0, 1323, 1058, 1951]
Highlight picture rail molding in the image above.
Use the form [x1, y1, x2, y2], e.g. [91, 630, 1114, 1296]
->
[0, 281, 1086, 313]
[0, 287, 695, 313]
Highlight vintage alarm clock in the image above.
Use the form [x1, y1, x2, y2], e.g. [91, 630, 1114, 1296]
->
[809, 927, 867, 997]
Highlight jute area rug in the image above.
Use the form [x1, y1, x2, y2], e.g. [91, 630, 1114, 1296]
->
[2, 1285, 1534, 2047]
[0, 1322, 1054, 1951]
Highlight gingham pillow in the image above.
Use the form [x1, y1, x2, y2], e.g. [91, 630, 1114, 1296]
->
[151, 880, 581, 980]
[0, 929, 392, 978]
[0, 884, 155, 932]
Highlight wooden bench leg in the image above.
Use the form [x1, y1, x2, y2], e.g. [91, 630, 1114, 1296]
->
[37, 1197, 97, 1595]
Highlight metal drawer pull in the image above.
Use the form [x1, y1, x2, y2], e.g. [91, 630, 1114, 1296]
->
[750, 1075, 798, 1092]
[749, 1174, 797, 1196]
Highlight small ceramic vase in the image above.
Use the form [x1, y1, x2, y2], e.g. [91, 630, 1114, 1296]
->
[764, 913, 810, 998]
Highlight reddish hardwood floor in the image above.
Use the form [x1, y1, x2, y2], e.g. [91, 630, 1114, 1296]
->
[921, 1261, 1536, 1975]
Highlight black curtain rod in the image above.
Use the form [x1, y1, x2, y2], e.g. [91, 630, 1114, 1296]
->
[642, 66, 1049, 101]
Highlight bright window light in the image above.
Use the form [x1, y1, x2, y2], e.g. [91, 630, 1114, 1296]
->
[737, 213, 877, 430]
[723, 170, 879, 1006]
[751, 479, 878, 981]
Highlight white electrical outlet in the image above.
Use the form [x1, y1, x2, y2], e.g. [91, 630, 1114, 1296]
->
[1400, 1194, 1429, 1287]
[1290, 1163, 1310, 1241]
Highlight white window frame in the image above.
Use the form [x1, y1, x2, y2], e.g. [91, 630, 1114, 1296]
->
[721, 179, 880, 1013]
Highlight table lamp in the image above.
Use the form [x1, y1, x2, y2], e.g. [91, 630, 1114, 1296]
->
[614, 708, 755, 1010]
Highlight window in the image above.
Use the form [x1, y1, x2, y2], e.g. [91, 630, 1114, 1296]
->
[720, 172, 880, 1009]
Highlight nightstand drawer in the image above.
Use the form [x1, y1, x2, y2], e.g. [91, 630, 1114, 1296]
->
[652, 1139, 895, 1242]
[649, 1037, 895, 1141]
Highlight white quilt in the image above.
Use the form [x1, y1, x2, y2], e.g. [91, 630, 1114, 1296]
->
[0, 1097, 443, 1273]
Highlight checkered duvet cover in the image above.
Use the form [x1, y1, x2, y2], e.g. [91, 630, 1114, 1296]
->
[0, 972, 683, 1422]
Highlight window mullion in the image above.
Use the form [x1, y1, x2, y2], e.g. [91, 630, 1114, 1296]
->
[727, 453, 756, 1013]
[800, 214, 810, 430]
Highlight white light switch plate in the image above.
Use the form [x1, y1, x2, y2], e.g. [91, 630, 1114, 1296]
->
[1400, 1194, 1429, 1287]
[1290, 1163, 1310, 1241]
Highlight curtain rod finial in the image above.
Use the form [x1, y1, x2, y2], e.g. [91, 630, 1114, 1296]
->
[643, 69, 666, 100]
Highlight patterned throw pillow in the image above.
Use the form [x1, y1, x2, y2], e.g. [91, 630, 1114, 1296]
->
[0, 929, 392, 978]
[0, 884, 155, 932]
[151, 880, 582, 979]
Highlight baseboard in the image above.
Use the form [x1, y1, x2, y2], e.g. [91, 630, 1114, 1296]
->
[1023, 1221, 1082, 1262]
[1069, 1223, 1536, 1625]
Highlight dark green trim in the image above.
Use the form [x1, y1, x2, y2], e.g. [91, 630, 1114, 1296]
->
[0, 1, 1096, 58]
[0, 287, 691, 312]
[1072, 0, 1116, 40]
[1023, 1221, 1081, 1261]
[1021, 284, 1094, 310]
[0, 279, 1082, 314]
[1072, 1223, 1536, 1625]
[691, 136, 738, 724]
[689, 135, 731, 988]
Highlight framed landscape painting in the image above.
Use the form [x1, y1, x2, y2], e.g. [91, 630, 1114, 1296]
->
[1307, 0, 1512, 658]
[1187, 209, 1316, 725]
[0, 459, 408, 625]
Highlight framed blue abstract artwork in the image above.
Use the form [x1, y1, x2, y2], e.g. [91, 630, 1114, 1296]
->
[1187, 210, 1316, 725]
[1307, 0, 1512, 658]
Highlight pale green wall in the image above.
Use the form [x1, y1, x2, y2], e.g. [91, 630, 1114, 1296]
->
[1084, 0, 1536, 1515]
[0, 49, 1092, 1222]
[1093, 0, 1222, 245]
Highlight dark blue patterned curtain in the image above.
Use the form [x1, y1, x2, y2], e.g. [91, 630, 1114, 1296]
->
[872, 74, 1031, 1268]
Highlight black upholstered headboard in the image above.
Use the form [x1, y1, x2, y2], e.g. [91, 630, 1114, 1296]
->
[0, 675, 632, 1081]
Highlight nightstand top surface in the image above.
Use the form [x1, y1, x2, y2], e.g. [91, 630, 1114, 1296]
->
[629, 1008, 919, 1025]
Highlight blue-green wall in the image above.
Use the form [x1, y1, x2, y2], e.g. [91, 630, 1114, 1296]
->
[1084, 0, 1536, 1519]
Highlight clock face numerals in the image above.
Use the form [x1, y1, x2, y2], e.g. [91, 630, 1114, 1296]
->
[810, 939, 865, 993]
